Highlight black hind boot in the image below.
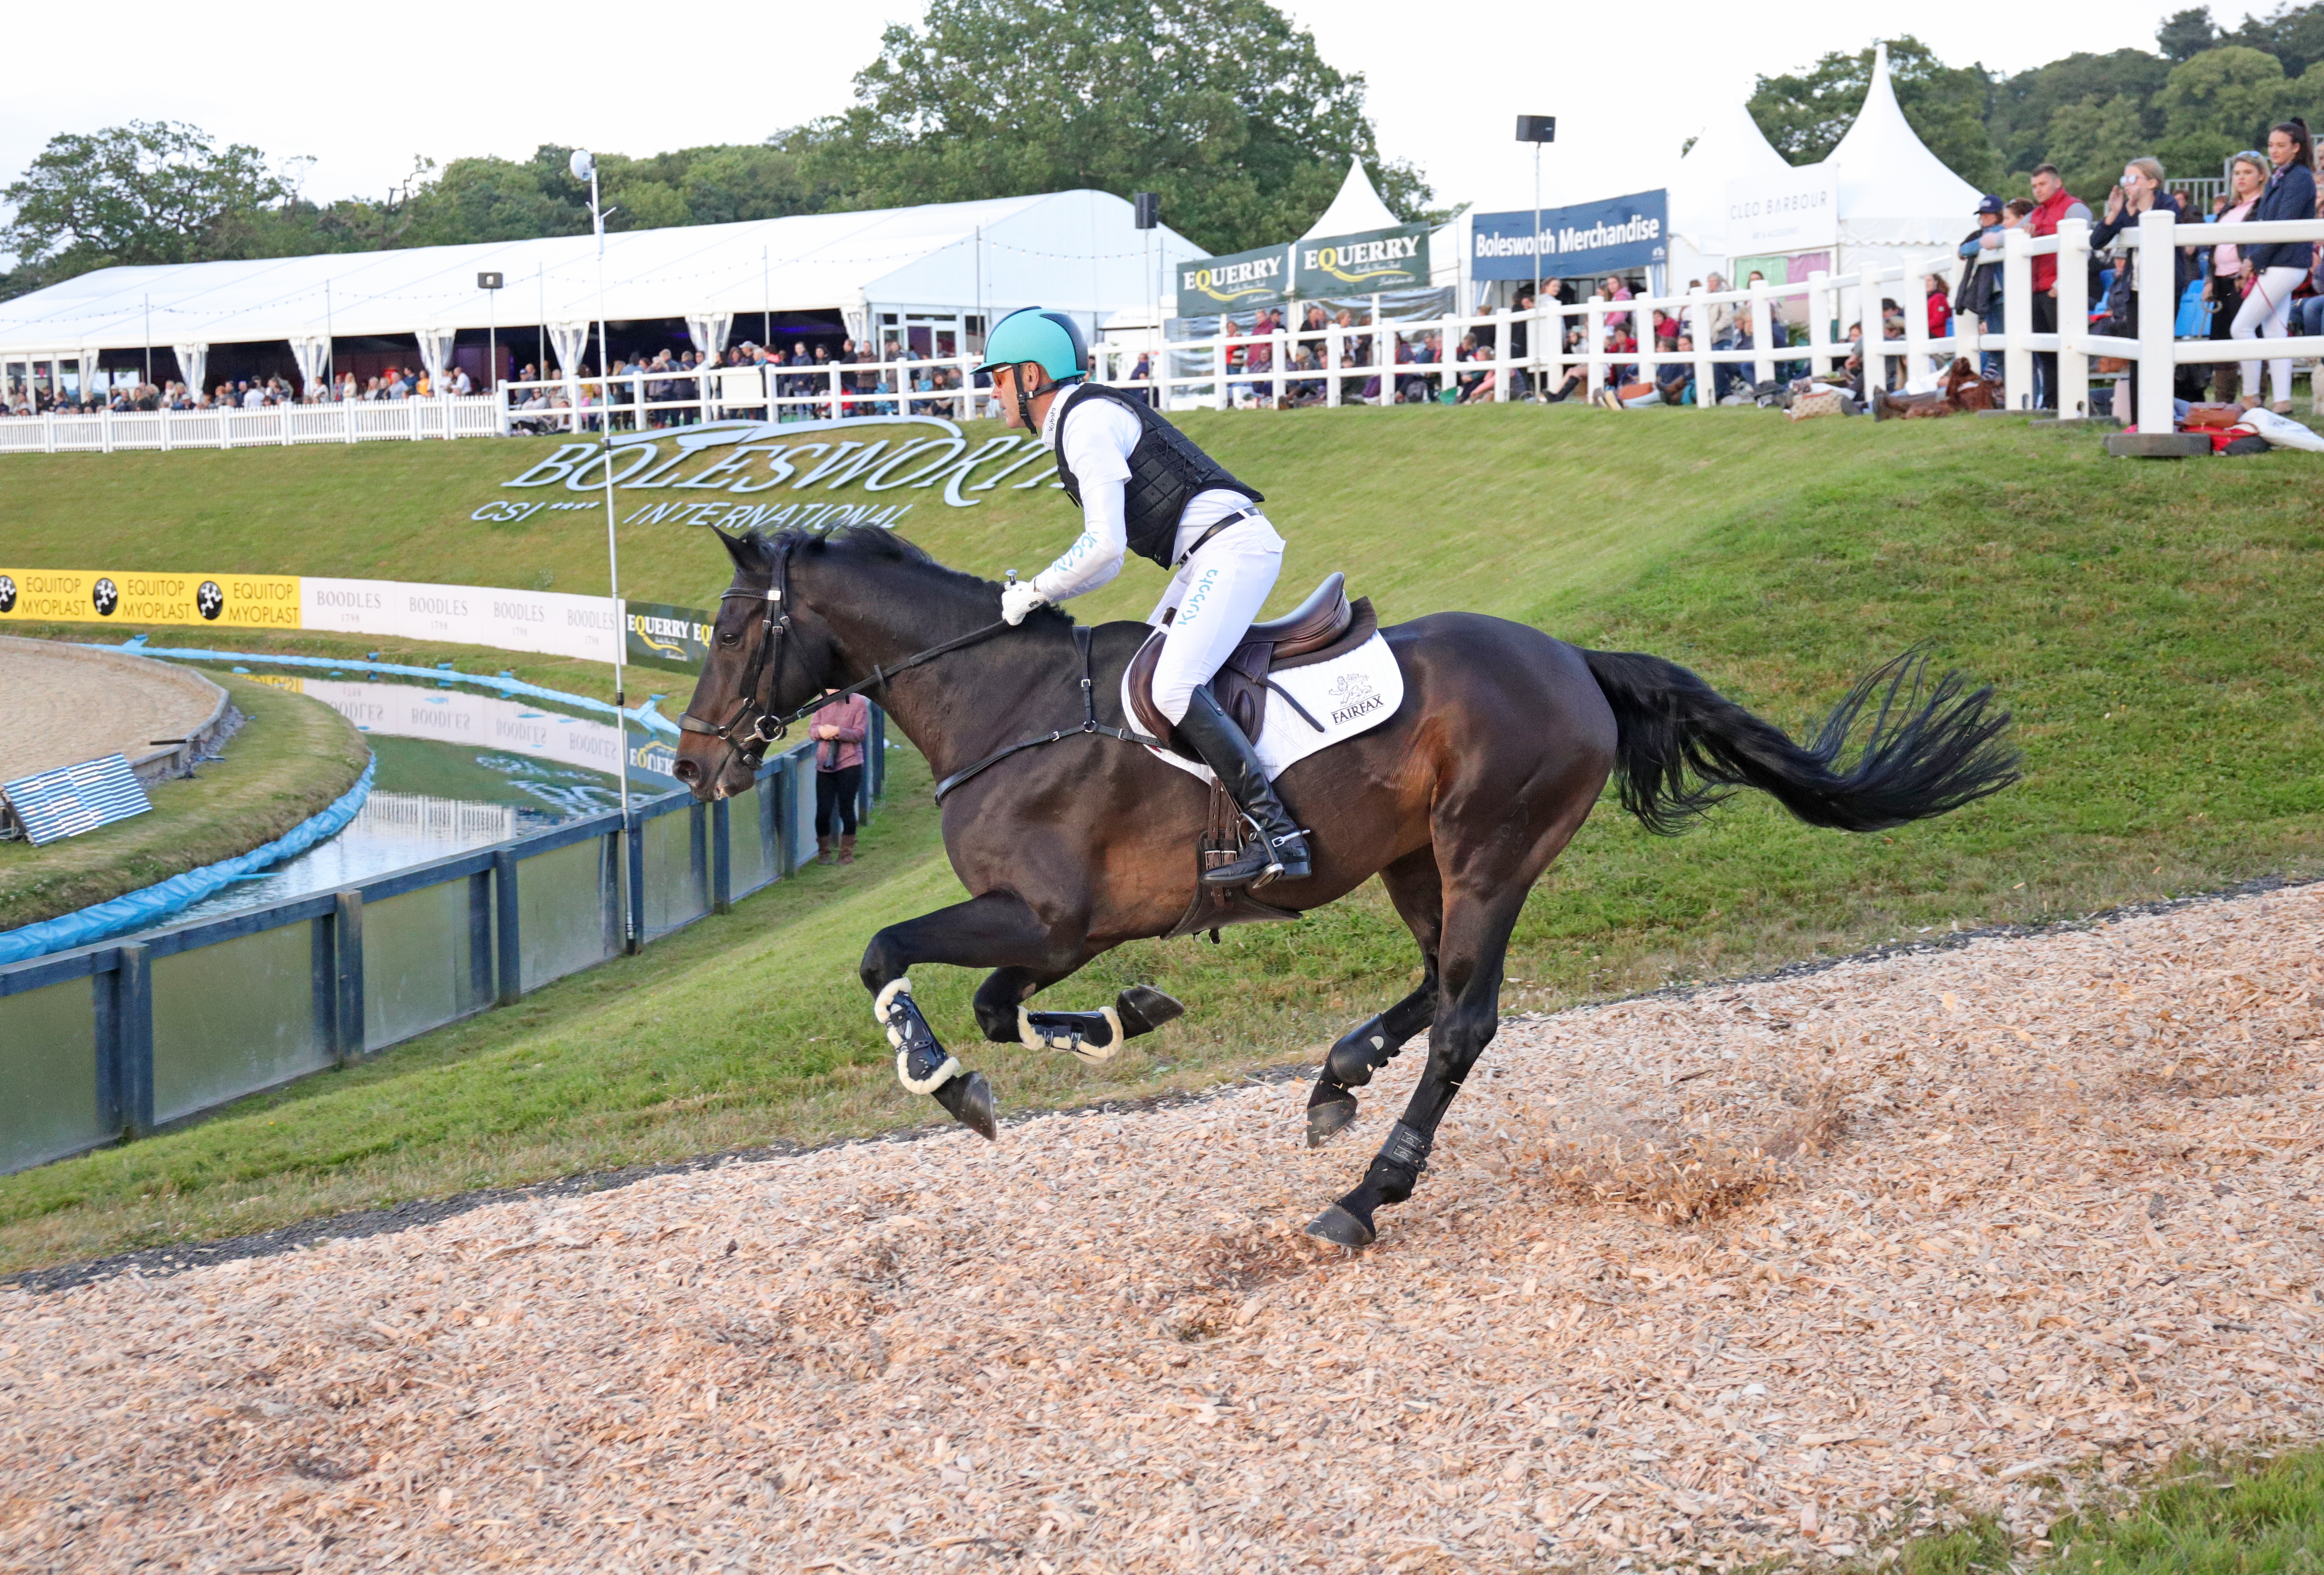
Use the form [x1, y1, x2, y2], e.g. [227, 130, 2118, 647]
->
[1176, 688, 1311, 888]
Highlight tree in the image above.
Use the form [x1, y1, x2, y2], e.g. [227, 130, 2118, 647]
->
[2154, 46, 2302, 176]
[1748, 36, 2003, 191]
[2042, 95, 2148, 199]
[1986, 50, 2171, 177]
[2224, 0, 2324, 76]
[789, 0, 1434, 256]
[2158, 8, 2219, 63]
[0, 121, 292, 293]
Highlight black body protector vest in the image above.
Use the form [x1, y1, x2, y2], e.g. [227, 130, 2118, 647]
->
[1050, 382, 1264, 569]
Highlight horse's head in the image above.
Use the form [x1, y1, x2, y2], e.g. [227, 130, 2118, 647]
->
[673, 529, 845, 800]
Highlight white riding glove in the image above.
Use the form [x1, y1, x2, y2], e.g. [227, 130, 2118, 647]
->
[1000, 581, 1050, 625]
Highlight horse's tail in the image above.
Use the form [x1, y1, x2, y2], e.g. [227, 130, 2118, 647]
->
[1579, 647, 2020, 835]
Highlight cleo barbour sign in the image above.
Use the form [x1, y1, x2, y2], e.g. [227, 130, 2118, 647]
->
[1293, 224, 1431, 296]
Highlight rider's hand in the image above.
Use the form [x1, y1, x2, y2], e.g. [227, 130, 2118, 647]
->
[1000, 581, 1049, 625]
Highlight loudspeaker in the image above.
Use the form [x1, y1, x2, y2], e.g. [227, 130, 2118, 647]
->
[477, 271, 504, 290]
[1133, 192, 1161, 230]
[1515, 115, 1557, 143]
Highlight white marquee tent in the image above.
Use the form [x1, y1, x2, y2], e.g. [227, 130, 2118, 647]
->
[0, 189, 1204, 396]
[1827, 43, 1983, 258]
[1664, 97, 1798, 281]
[1301, 160, 1403, 241]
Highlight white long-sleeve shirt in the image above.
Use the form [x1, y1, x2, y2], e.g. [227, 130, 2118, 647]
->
[1029, 384, 1274, 604]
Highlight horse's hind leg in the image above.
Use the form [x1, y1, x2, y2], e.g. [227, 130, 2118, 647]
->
[972, 969, 1186, 1060]
[1308, 846, 1443, 1146]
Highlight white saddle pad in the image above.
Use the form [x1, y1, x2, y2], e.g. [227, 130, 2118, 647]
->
[1123, 629, 1406, 784]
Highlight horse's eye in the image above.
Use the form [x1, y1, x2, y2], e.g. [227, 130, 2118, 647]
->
[719, 631, 741, 647]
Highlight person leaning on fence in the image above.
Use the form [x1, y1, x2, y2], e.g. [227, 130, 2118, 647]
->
[2091, 157, 2190, 421]
[2204, 155, 2268, 402]
[1954, 196, 2008, 381]
[2025, 165, 2093, 410]
[2232, 119, 2319, 415]
[811, 688, 871, 866]
[2295, 175, 2324, 347]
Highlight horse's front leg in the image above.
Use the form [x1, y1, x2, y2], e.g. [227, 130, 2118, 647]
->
[860, 891, 1082, 1140]
[971, 969, 1186, 1061]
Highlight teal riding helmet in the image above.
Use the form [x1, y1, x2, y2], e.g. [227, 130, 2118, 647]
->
[974, 307, 1090, 384]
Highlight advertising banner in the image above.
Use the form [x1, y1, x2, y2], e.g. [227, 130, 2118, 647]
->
[1724, 169, 1839, 254]
[0, 568, 301, 629]
[1469, 190, 1669, 279]
[626, 601, 716, 671]
[1293, 224, 1431, 296]
[299, 578, 623, 664]
[1178, 244, 1292, 311]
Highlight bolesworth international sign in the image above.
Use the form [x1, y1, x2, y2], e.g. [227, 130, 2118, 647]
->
[469, 414, 1061, 535]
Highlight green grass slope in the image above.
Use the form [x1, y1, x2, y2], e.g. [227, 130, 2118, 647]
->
[2, 409, 2320, 1269]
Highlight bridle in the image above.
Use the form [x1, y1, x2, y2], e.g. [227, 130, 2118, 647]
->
[675, 534, 1012, 775]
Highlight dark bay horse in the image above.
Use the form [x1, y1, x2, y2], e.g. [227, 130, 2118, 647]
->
[672, 528, 2017, 1246]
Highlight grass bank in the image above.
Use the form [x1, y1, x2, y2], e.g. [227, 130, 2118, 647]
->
[0, 674, 369, 932]
[1, 409, 2320, 1268]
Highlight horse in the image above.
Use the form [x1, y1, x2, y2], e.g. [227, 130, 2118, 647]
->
[672, 527, 2018, 1247]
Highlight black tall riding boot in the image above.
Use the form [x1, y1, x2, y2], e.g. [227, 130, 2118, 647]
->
[1176, 687, 1311, 888]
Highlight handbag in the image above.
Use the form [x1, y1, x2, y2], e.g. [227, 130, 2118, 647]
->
[1788, 387, 1844, 421]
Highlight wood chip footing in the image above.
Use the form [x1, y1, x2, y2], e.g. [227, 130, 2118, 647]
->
[4, 888, 2320, 1572]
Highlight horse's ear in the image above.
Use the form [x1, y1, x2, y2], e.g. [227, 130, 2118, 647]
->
[714, 529, 753, 568]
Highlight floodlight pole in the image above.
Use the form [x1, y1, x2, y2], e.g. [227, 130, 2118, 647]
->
[577, 151, 635, 920]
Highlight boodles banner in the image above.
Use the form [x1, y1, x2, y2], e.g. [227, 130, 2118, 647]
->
[1469, 190, 1669, 280]
[1294, 224, 1431, 296]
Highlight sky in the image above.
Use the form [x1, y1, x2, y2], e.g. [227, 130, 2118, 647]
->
[0, 0, 2286, 250]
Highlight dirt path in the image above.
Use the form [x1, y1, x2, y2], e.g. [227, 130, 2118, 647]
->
[3, 888, 2319, 1572]
[0, 636, 222, 783]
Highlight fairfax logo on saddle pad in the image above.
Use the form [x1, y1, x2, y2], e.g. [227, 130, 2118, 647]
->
[1327, 672, 1385, 726]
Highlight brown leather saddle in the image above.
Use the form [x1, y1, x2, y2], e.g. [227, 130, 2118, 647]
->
[1126, 571, 1378, 759]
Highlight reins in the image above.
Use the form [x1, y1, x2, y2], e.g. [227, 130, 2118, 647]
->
[676, 535, 1152, 790]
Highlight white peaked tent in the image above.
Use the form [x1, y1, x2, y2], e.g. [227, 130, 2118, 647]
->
[1664, 97, 1799, 284]
[1301, 161, 1403, 240]
[1827, 43, 1982, 257]
[0, 191, 1206, 387]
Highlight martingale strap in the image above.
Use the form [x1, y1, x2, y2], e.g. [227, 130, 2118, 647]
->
[932, 625, 1153, 801]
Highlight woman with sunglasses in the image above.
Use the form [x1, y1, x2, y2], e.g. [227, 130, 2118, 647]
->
[2232, 119, 2318, 415]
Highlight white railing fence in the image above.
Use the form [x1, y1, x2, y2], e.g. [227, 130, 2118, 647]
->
[4, 212, 2319, 459]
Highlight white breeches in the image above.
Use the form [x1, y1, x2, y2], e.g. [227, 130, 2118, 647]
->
[1145, 515, 1284, 725]
[2232, 266, 2305, 405]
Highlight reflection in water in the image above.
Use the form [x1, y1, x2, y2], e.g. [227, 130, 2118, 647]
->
[161, 667, 667, 928]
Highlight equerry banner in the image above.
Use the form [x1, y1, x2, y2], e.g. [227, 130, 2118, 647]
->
[1469, 190, 1669, 279]
[1178, 245, 1292, 310]
[1293, 224, 1431, 296]
[0, 566, 623, 665]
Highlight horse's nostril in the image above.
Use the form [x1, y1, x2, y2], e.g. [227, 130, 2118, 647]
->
[672, 757, 700, 783]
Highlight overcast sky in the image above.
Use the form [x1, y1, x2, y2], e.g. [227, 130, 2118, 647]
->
[1, 0, 2282, 243]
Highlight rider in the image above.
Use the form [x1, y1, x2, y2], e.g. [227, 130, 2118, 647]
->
[978, 306, 1311, 888]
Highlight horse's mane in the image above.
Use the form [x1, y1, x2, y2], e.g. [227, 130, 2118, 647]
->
[739, 526, 1000, 594]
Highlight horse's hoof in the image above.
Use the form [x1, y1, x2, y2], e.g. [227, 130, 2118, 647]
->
[934, 1071, 999, 1140]
[1304, 1205, 1375, 1248]
[1306, 1095, 1359, 1148]
[1115, 985, 1185, 1038]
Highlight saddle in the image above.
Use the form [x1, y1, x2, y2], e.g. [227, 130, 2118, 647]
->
[1126, 572, 1378, 758]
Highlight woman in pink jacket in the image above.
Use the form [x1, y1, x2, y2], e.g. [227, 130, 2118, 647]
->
[811, 690, 870, 864]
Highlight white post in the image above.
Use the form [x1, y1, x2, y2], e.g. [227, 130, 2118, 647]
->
[1213, 328, 1228, 412]
[1493, 302, 1513, 402]
[1750, 277, 1775, 388]
[160, 407, 172, 453]
[280, 400, 291, 446]
[2003, 226, 2033, 410]
[1272, 320, 1286, 408]
[1634, 291, 1657, 395]
[1689, 285, 1714, 407]
[1857, 263, 1882, 405]
[1370, 292, 1383, 405]
[2055, 218, 2090, 419]
[2136, 207, 2178, 435]
[1902, 261, 1933, 388]
[1326, 319, 1343, 408]
[1585, 296, 1606, 397]
[344, 398, 356, 443]
[1807, 271, 1832, 377]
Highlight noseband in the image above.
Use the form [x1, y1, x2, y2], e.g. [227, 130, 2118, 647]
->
[675, 535, 1016, 776]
